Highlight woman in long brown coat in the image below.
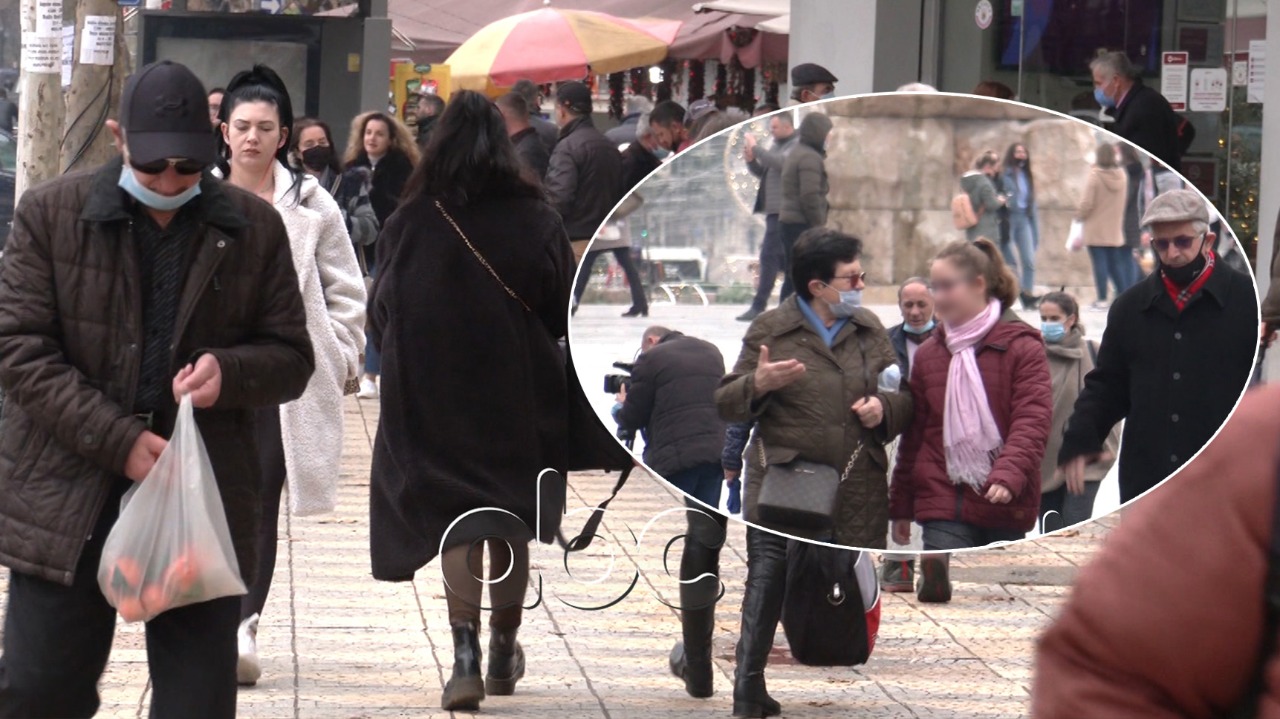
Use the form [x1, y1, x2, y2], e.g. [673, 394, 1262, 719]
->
[1077, 142, 1130, 311]
[367, 91, 573, 712]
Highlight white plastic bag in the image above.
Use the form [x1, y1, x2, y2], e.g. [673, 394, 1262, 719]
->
[98, 395, 246, 623]
[1065, 220, 1085, 252]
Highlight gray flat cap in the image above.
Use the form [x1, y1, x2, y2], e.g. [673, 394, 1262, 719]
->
[1141, 188, 1210, 227]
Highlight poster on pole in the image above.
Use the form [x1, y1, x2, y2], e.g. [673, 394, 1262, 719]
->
[1161, 51, 1189, 110]
[79, 16, 115, 66]
[35, 0, 62, 37]
[1249, 39, 1266, 103]
[61, 24, 75, 87]
[1189, 67, 1227, 112]
[21, 35, 60, 74]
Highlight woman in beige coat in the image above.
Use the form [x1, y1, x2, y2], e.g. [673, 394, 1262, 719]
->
[1077, 143, 1129, 310]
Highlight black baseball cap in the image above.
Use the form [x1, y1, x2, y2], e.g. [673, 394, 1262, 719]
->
[555, 81, 593, 115]
[120, 60, 215, 166]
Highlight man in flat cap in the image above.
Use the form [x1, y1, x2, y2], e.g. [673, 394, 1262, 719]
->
[0, 60, 313, 717]
[546, 80, 623, 264]
[1058, 188, 1257, 503]
[790, 62, 838, 104]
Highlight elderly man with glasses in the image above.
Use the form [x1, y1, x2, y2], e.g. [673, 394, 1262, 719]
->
[1057, 189, 1258, 503]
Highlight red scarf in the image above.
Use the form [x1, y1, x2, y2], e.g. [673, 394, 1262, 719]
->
[1160, 250, 1216, 311]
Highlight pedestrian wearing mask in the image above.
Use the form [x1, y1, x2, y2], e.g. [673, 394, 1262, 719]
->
[881, 276, 936, 593]
[998, 143, 1041, 309]
[890, 239, 1052, 603]
[214, 65, 366, 686]
[366, 91, 573, 712]
[291, 117, 378, 249]
[1058, 189, 1258, 503]
[0, 60, 313, 718]
[789, 63, 838, 104]
[776, 112, 834, 302]
[1037, 292, 1118, 534]
[716, 228, 912, 717]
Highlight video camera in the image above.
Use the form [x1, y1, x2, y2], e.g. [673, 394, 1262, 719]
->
[602, 361, 635, 395]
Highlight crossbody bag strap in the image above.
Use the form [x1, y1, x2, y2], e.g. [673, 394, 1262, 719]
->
[436, 199, 532, 313]
[1233, 458, 1280, 717]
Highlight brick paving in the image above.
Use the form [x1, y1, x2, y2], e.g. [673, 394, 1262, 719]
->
[0, 395, 1112, 718]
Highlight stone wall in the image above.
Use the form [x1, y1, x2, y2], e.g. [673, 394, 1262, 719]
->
[820, 94, 1103, 291]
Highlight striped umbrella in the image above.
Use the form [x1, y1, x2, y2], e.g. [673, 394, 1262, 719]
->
[446, 8, 683, 94]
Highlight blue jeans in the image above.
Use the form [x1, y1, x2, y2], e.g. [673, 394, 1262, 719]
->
[363, 249, 380, 376]
[1087, 246, 1130, 302]
[1000, 212, 1037, 293]
[665, 462, 724, 510]
[921, 520, 1025, 550]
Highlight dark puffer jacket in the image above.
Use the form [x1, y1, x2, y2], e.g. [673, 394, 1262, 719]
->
[889, 311, 1052, 533]
[0, 158, 314, 586]
[779, 113, 832, 228]
[615, 332, 726, 477]
[544, 115, 623, 239]
[716, 297, 913, 547]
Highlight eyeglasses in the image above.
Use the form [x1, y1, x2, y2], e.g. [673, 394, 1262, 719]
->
[129, 157, 206, 176]
[1150, 234, 1202, 253]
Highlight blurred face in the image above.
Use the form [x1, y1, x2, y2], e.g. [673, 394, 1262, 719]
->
[207, 91, 223, 126]
[363, 118, 391, 157]
[416, 97, 434, 121]
[1150, 220, 1214, 269]
[650, 121, 685, 152]
[899, 282, 934, 329]
[223, 100, 284, 173]
[929, 258, 988, 325]
[1039, 301, 1076, 333]
[769, 116, 794, 140]
[809, 258, 865, 307]
[1013, 145, 1028, 162]
[296, 125, 328, 152]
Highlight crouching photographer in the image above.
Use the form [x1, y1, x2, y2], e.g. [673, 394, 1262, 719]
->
[612, 326, 730, 700]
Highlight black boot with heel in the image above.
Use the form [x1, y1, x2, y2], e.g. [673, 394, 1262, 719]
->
[732, 529, 786, 718]
[485, 627, 525, 696]
[441, 622, 485, 711]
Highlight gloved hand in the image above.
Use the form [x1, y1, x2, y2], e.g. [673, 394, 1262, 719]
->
[726, 477, 742, 514]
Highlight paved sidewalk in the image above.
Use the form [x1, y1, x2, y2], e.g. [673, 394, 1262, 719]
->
[0, 397, 1112, 718]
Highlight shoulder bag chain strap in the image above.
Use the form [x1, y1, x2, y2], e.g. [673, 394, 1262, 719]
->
[435, 199, 532, 314]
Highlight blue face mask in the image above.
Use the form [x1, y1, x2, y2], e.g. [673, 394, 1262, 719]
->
[821, 91, 836, 100]
[903, 319, 935, 335]
[653, 147, 671, 160]
[1041, 321, 1067, 343]
[828, 288, 862, 318]
[1094, 86, 1116, 109]
[118, 165, 202, 212]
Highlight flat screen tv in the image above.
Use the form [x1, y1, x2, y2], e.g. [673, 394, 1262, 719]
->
[996, 0, 1163, 76]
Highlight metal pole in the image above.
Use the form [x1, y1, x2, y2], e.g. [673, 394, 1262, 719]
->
[1016, 2, 1026, 99]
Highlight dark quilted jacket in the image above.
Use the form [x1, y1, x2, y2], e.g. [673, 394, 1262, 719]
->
[716, 297, 913, 547]
[889, 311, 1052, 532]
[0, 158, 314, 586]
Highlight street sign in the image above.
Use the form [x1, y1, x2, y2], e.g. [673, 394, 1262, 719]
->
[975, 0, 994, 30]
[1011, 0, 1024, 17]
[1160, 51, 1189, 111]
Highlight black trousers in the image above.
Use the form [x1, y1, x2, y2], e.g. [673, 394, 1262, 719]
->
[573, 247, 648, 310]
[778, 222, 810, 303]
[243, 405, 287, 620]
[0, 479, 240, 719]
[749, 215, 786, 312]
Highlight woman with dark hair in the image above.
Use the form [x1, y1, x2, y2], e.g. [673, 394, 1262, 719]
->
[999, 142, 1041, 308]
[344, 110, 419, 399]
[292, 117, 378, 248]
[1037, 291, 1119, 533]
[1077, 142, 1130, 310]
[889, 238, 1052, 603]
[215, 65, 367, 685]
[367, 90, 572, 711]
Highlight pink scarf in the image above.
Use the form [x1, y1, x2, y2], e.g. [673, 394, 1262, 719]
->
[942, 298, 1004, 491]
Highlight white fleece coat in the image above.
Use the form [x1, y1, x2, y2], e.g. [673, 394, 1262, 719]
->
[264, 161, 367, 515]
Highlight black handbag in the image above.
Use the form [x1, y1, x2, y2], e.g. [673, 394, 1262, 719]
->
[755, 442, 862, 532]
[781, 539, 878, 667]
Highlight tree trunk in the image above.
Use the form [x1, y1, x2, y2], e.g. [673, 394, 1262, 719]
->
[60, 0, 128, 173]
[15, 0, 65, 198]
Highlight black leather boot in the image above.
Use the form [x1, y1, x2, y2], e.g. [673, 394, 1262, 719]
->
[917, 553, 953, 604]
[732, 529, 786, 718]
[669, 509, 726, 698]
[441, 622, 484, 711]
[485, 627, 525, 696]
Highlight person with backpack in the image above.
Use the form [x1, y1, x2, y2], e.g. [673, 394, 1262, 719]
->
[955, 151, 1006, 244]
[1036, 292, 1118, 534]
[1033, 384, 1280, 717]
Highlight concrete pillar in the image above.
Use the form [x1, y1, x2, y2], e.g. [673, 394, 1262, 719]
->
[1257, 1, 1280, 378]
[788, 0, 924, 96]
[357, 0, 391, 115]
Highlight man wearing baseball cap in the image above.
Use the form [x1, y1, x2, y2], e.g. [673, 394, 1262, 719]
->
[1057, 188, 1257, 503]
[790, 62, 838, 104]
[545, 80, 623, 264]
[0, 60, 313, 718]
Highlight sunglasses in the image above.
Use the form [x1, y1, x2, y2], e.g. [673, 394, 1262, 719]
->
[129, 157, 206, 176]
[1150, 234, 1202, 253]
[829, 272, 868, 285]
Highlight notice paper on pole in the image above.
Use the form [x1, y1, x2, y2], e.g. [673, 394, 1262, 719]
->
[21, 35, 60, 74]
[35, 0, 62, 36]
[79, 16, 115, 66]
[61, 24, 75, 87]
[1189, 67, 1227, 112]
[1249, 39, 1266, 104]
[1161, 51, 1189, 111]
